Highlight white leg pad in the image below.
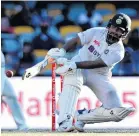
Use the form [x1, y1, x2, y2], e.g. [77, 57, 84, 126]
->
[57, 69, 83, 124]
[57, 85, 80, 124]
[63, 69, 83, 89]
[77, 107, 135, 124]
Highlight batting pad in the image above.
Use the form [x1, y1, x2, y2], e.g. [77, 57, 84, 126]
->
[77, 107, 135, 124]
[57, 85, 80, 124]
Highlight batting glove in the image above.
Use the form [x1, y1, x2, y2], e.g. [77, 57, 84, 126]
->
[47, 48, 66, 58]
[55, 61, 77, 76]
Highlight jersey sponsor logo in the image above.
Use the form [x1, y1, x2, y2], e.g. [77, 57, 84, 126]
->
[88, 45, 100, 57]
[93, 40, 100, 46]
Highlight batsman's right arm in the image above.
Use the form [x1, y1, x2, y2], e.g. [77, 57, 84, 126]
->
[47, 36, 81, 59]
[63, 28, 96, 52]
[63, 35, 81, 52]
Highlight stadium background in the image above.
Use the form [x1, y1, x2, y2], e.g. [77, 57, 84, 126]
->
[1, 0, 139, 133]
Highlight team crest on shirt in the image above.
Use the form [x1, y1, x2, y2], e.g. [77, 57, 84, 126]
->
[93, 40, 100, 46]
[104, 49, 109, 54]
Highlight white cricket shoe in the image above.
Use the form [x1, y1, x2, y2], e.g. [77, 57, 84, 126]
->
[74, 120, 85, 132]
[57, 115, 75, 132]
[74, 108, 88, 132]
[57, 121, 74, 132]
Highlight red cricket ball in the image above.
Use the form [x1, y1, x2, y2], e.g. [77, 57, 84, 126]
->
[6, 70, 14, 78]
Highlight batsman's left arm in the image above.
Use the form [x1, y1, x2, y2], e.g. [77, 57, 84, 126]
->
[75, 49, 123, 69]
[75, 58, 107, 69]
[55, 58, 107, 76]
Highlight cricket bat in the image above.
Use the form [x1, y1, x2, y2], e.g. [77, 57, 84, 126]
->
[22, 55, 50, 80]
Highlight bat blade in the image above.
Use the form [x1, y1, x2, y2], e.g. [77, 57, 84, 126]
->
[22, 56, 49, 80]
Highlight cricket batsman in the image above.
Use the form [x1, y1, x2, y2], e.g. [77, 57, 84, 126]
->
[46, 13, 135, 132]
[1, 51, 28, 131]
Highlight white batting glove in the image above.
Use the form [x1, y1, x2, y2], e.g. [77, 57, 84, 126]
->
[47, 48, 66, 58]
[56, 58, 68, 65]
[55, 61, 77, 76]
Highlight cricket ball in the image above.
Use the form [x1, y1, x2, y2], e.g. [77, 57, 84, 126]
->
[6, 70, 14, 78]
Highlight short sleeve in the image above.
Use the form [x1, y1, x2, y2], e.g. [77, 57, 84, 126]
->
[101, 49, 124, 66]
[78, 28, 97, 45]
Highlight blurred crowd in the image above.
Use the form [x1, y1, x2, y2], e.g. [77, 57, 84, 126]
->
[1, 1, 139, 76]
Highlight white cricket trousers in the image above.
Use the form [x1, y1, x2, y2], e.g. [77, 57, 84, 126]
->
[72, 55, 122, 109]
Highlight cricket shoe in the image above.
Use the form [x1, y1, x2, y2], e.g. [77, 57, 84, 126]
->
[74, 108, 88, 132]
[57, 115, 75, 132]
